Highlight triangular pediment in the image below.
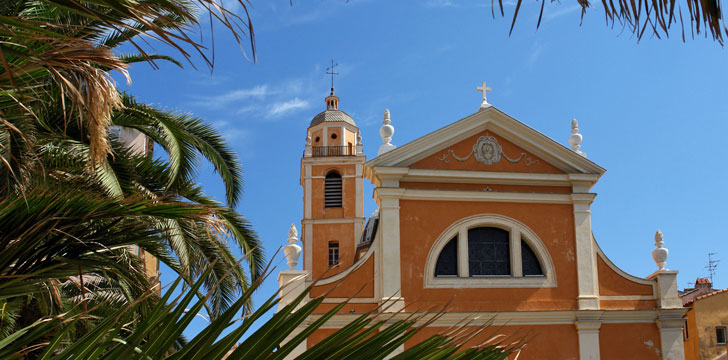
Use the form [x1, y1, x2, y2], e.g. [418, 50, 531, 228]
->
[410, 130, 563, 173]
[366, 106, 605, 175]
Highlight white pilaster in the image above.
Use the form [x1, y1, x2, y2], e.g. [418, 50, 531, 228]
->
[355, 163, 363, 218]
[572, 191, 599, 310]
[656, 309, 687, 360]
[575, 311, 602, 360]
[379, 190, 404, 312]
[278, 270, 307, 311]
[303, 164, 313, 278]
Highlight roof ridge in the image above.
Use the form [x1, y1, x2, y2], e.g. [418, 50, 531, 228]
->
[695, 288, 728, 301]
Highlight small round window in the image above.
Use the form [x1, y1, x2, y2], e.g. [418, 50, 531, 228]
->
[331, 133, 338, 139]
[315, 136, 320, 143]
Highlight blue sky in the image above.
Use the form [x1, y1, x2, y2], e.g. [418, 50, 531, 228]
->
[118, 0, 727, 335]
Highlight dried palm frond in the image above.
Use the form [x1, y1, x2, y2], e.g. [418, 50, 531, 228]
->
[504, 0, 726, 44]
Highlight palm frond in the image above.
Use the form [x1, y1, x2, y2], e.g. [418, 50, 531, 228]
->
[511, 0, 726, 44]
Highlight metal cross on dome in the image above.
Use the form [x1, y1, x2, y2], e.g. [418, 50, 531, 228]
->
[476, 81, 492, 107]
[326, 59, 339, 91]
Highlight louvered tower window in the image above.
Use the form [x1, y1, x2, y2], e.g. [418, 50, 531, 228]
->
[325, 172, 342, 208]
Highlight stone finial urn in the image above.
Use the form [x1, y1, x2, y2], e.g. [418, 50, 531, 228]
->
[284, 224, 301, 270]
[651, 229, 668, 271]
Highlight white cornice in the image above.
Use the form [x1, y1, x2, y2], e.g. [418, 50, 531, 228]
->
[304, 309, 665, 328]
[374, 188, 586, 204]
[302, 218, 366, 224]
[365, 167, 600, 188]
[302, 156, 366, 165]
[365, 106, 605, 176]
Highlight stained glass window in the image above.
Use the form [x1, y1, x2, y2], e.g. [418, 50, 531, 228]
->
[435, 236, 458, 277]
[468, 227, 510, 276]
[521, 240, 543, 276]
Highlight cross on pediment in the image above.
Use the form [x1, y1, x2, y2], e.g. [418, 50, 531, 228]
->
[476, 81, 492, 107]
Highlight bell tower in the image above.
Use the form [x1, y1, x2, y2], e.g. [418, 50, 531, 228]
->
[300, 86, 365, 280]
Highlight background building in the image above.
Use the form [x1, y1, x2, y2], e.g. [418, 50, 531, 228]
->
[682, 279, 728, 360]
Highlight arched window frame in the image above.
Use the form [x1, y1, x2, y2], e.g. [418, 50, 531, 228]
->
[424, 214, 557, 288]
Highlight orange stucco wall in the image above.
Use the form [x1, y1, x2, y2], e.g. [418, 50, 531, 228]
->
[309, 163, 358, 219]
[406, 324, 579, 359]
[597, 255, 654, 297]
[311, 128, 323, 146]
[306, 324, 580, 358]
[310, 254, 375, 299]
[411, 131, 563, 174]
[399, 199, 578, 312]
[599, 323, 662, 359]
[684, 307, 699, 360]
[311, 222, 355, 278]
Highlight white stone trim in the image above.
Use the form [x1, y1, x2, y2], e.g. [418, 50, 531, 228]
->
[599, 295, 656, 301]
[321, 298, 379, 303]
[307, 309, 666, 328]
[366, 167, 600, 188]
[366, 106, 605, 175]
[374, 188, 590, 205]
[302, 156, 366, 165]
[309, 174, 360, 179]
[302, 218, 366, 225]
[304, 222, 313, 280]
[424, 214, 556, 289]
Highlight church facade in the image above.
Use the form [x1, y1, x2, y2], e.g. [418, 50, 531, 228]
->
[278, 84, 687, 360]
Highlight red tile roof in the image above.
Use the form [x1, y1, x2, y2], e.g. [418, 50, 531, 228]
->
[696, 278, 711, 285]
[684, 288, 728, 306]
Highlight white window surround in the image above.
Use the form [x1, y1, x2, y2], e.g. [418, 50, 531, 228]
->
[424, 214, 557, 288]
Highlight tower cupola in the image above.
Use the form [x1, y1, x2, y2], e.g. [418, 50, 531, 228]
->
[325, 88, 339, 110]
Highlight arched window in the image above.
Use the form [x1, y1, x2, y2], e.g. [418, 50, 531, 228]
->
[324, 172, 342, 208]
[434, 236, 458, 277]
[328, 241, 339, 266]
[427, 214, 555, 288]
[468, 227, 510, 276]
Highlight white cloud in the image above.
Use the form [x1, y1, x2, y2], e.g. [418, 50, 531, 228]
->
[423, 0, 511, 9]
[528, 42, 544, 66]
[267, 98, 310, 118]
[425, 0, 455, 7]
[544, 4, 581, 22]
[192, 84, 270, 108]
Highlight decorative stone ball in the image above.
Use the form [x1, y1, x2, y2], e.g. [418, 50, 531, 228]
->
[568, 133, 582, 148]
[652, 246, 668, 269]
[380, 124, 394, 141]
